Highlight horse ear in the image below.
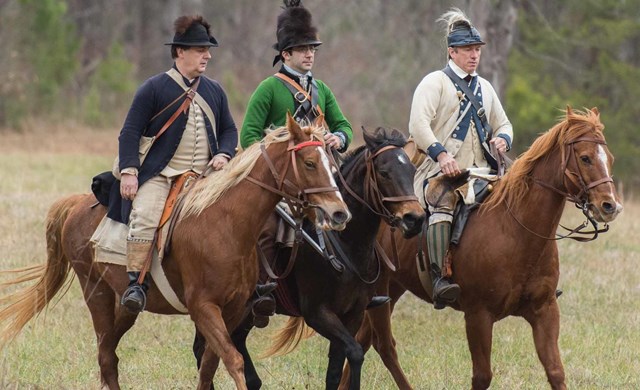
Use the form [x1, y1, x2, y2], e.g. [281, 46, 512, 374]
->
[591, 107, 600, 116]
[361, 126, 375, 150]
[313, 113, 326, 130]
[286, 112, 304, 142]
[565, 105, 574, 116]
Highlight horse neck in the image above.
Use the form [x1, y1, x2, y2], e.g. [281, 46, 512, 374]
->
[205, 145, 289, 244]
[517, 147, 568, 235]
[336, 152, 381, 264]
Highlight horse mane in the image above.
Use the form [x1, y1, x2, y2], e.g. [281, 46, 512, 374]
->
[180, 125, 325, 219]
[340, 127, 408, 174]
[481, 108, 605, 212]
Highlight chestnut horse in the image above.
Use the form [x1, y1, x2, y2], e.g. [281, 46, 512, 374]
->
[340, 108, 623, 389]
[0, 117, 351, 390]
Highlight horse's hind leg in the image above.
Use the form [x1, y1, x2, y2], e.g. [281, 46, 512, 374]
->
[191, 302, 246, 390]
[524, 299, 566, 390]
[464, 310, 494, 390]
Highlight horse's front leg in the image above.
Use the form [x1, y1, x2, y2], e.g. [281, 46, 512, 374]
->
[190, 301, 246, 390]
[464, 309, 495, 390]
[306, 310, 364, 390]
[524, 298, 566, 390]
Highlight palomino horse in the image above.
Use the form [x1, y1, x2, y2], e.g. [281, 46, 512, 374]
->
[193, 127, 425, 389]
[340, 107, 623, 390]
[0, 116, 351, 390]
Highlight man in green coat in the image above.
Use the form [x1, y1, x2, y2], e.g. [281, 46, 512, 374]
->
[240, 0, 352, 151]
[240, 1, 391, 328]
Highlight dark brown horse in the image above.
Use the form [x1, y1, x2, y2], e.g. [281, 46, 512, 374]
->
[194, 127, 425, 390]
[0, 116, 351, 390]
[340, 108, 623, 390]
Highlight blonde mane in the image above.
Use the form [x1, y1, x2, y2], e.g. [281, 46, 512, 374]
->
[180, 124, 326, 220]
[482, 108, 605, 212]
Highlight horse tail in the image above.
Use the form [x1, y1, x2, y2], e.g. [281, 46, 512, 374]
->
[0, 194, 80, 348]
[261, 316, 316, 358]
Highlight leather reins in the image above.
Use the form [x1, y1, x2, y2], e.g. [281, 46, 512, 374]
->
[246, 137, 340, 280]
[507, 136, 613, 241]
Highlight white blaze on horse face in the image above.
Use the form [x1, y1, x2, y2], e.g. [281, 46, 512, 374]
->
[397, 153, 409, 165]
[318, 147, 344, 201]
[597, 145, 611, 178]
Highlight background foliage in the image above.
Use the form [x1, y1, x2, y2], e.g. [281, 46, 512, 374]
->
[0, 0, 638, 190]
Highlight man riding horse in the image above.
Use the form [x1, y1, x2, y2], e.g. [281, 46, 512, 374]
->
[409, 8, 513, 309]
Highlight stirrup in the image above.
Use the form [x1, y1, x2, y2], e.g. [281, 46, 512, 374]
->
[121, 284, 147, 314]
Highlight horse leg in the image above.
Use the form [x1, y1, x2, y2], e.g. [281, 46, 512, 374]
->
[191, 302, 246, 390]
[198, 346, 220, 390]
[306, 311, 364, 390]
[338, 313, 373, 390]
[367, 302, 413, 390]
[79, 268, 137, 390]
[524, 300, 566, 390]
[464, 310, 494, 390]
[231, 315, 261, 390]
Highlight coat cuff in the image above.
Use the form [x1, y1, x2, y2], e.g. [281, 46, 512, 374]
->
[427, 142, 446, 162]
[497, 134, 512, 151]
[333, 130, 349, 152]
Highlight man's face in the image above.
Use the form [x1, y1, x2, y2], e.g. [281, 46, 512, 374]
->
[449, 44, 482, 74]
[177, 46, 212, 79]
[282, 45, 317, 73]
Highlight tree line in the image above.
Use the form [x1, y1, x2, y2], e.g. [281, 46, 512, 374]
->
[0, 0, 637, 191]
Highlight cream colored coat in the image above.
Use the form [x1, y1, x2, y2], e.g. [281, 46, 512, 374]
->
[409, 61, 512, 206]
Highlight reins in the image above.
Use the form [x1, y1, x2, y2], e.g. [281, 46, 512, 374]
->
[246, 137, 339, 280]
[323, 145, 418, 282]
[506, 136, 612, 242]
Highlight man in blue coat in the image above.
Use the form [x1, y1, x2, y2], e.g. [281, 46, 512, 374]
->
[111, 15, 238, 313]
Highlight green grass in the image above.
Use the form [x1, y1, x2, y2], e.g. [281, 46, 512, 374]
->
[0, 150, 638, 389]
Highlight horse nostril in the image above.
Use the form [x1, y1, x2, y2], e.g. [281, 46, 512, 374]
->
[602, 202, 615, 214]
[403, 212, 425, 228]
[332, 211, 349, 225]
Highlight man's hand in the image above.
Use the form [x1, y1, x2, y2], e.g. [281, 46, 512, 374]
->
[208, 154, 229, 171]
[437, 151, 461, 176]
[324, 132, 343, 149]
[120, 173, 139, 200]
[490, 137, 508, 153]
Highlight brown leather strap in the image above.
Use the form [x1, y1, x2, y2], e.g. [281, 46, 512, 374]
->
[155, 77, 201, 141]
[273, 73, 325, 117]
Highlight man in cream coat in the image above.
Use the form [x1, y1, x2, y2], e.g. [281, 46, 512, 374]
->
[409, 8, 513, 309]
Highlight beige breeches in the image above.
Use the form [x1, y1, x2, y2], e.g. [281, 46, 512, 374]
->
[128, 175, 172, 242]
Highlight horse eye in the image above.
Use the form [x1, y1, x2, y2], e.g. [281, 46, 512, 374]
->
[580, 155, 591, 164]
[378, 170, 391, 179]
[304, 160, 316, 169]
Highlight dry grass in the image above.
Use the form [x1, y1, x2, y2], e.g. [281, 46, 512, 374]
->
[0, 127, 638, 389]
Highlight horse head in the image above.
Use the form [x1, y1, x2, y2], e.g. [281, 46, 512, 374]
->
[561, 107, 622, 223]
[283, 113, 351, 231]
[359, 127, 425, 238]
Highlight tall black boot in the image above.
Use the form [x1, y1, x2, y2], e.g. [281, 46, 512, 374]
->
[121, 272, 149, 314]
[427, 221, 460, 309]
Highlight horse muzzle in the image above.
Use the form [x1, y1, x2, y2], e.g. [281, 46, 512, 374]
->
[396, 210, 426, 238]
[589, 199, 623, 223]
[315, 204, 351, 231]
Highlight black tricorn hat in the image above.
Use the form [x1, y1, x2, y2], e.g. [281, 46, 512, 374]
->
[165, 15, 218, 47]
[272, 0, 322, 66]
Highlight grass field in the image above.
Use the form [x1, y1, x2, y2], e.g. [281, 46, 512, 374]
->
[0, 127, 638, 389]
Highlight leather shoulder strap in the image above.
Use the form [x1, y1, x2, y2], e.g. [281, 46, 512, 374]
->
[442, 66, 493, 139]
[273, 73, 324, 118]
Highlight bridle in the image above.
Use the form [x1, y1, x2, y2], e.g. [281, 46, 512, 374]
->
[245, 138, 340, 216]
[323, 145, 418, 283]
[508, 135, 613, 241]
[246, 137, 342, 280]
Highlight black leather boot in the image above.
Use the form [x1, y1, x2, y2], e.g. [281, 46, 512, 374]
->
[431, 268, 460, 310]
[121, 272, 149, 314]
[366, 295, 391, 309]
